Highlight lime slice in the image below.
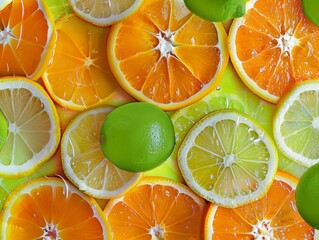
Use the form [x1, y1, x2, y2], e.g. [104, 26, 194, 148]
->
[47, 0, 72, 21]
[178, 109, 278, 207]
[273, 80, 319, 167]
[278, 153, 308, 179]
[0, 110, 8, 151]
[171, 91, 249, 163]
[302, 0, 319, 26]
[184, 0, 246, 22]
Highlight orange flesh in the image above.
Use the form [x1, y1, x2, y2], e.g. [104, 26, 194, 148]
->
[106, 181, 206, 239]
[43, 14, 127, 110]
[5, 184, 105, 239]
[0, 0, 52, 78]
[207, 173, 314, 239]
[111, 0, 225, 107]
[234, 0, 319, 98]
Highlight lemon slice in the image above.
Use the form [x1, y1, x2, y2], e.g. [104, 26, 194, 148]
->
[273, 80, 319, 167]
[0, 77, 60, 177]
[178, 109, 278, 207]
[61, 106, 142, 199]
[67, 0, 144, 27]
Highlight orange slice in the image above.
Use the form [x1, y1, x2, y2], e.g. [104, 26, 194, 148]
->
[228, 0, 319, 103]
[61, 106, 142, 199]
[0, 77, 60, 177]
[205, 171, 317, 239]
[104, 176, 207, 239]
[107, 0, 229, 111]
[68, 0, 144, 27]
[0, 0, 55, 80]
[42, 14, 135, 111]
[0, 177, 110, 239]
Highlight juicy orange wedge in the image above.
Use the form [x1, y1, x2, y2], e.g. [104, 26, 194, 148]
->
[0, 177, 110, 239]
[229, 0, 319, 103]
[104, 176, 207, 239]
[107, 0, 229, 111]
[0, 0, 55, 80]
[42, 14, 134, 111]
[205, 171, 316, 239]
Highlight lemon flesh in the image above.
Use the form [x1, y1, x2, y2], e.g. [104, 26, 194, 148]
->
[178, 109, 278, 207]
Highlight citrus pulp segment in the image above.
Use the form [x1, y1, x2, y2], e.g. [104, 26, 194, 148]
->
[228, 0, 319, 103]
[61, 106, 142, 199]
[68, 0, 144, 27]
[104, 176, 207, 239]
[178, 109, 278, 207]
[0, 109, 8, 150]
[42, 14, 134, 111]
[107, 0, 229, 111]
[0, 77, 60, 177]
[0, 177, 110, 239]
[273, 80, 319, 167]
[0, 0, 56, 80]
[205, 171, 316, 239]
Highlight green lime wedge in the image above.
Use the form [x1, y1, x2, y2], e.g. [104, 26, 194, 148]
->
[184, 0, 246, 22]
[0, 110, 8, 151]
[302, 0, 319, 26]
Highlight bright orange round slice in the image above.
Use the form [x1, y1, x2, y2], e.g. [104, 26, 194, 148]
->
[0, 77, 60, 177]
[228, 0, 319, 103]
[104, 176, 207, 239]
[42, 14, 135, 111]
[205, 171, 316, 239]
[107, 0, 229, 111]
[61, 106, 142, 199]
[0, 0, 55, 80]
[0, 177, 110, 239]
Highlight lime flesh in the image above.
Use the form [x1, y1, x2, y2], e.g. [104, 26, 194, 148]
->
[0, 110, 8, 151]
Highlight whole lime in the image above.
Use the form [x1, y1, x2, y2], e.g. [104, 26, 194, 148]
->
[100, 102, 175, 172]
[302, 0, 319, 26]
[184, 0, 246, 22]
[296, 162, 319, 229]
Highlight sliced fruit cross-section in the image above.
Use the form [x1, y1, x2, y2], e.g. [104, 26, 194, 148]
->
[229, 0, 319, 103]
[205, 171, 316, 239]
[178, 109, 278, 207]
[0, 0, 55, 80]
[0, 177, 110, 239]
[42, 14, 134, 111]
[61, 106, 142, 199]
[68, 0, 144, 27]
[107, 0, 229, 111]
[273, 79, 319, 167]
[104, 176, 207, 239]
[0, 77, 60, 177]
